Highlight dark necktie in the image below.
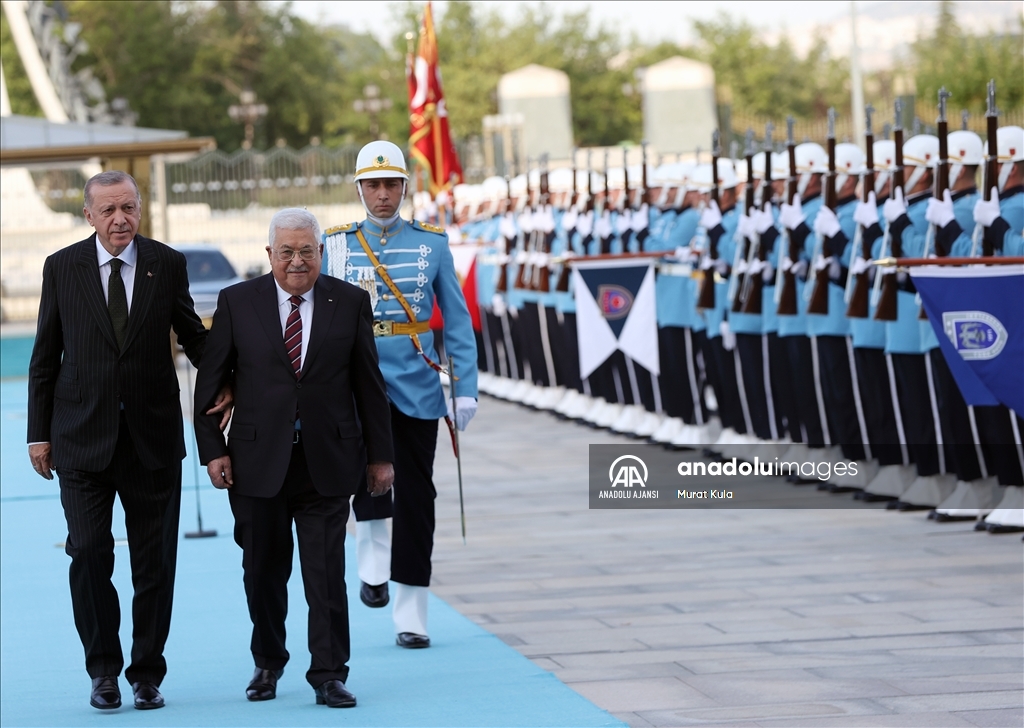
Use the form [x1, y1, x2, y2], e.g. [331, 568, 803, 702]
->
[107, 258, 129, 350]
[285, 295, 303, 377]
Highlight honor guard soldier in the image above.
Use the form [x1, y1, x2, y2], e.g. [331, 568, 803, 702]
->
[322, 140, 478, 648]
[974, 125, 1024, 257]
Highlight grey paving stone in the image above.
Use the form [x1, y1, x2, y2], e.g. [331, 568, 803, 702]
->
[956, 707, 1024, 727]
[425, 395, 1023, 728]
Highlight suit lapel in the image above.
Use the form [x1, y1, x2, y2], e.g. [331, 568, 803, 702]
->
[73, 235, 118, 350]
[301, 277, 337, 375]
[121, 236, 158, 352]
[252, 275, 296, 373]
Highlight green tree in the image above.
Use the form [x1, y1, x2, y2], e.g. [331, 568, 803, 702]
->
[1, 4, 46, 116]
[912, 0, 1023, 114]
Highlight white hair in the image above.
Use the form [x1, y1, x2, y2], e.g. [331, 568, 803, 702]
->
[269, 208, 321, 247]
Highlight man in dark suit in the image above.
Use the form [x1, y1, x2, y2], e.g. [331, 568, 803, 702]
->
[193, 208, 394, 709]
[27, 171, 230, 711]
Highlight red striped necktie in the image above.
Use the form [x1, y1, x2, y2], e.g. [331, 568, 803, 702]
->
[285, 295, 303, 378]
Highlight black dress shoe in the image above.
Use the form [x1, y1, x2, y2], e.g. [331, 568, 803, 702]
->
[396, 632, 431, 649]
[314, 680, 356, 708]
[90, 676, 121, 710]
[246, 667, 284, 701]
[360, 581, 389, 608]
[132, 681, 164, 710]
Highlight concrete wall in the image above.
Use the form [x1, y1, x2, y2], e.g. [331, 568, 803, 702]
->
[642, 57, 717, 156]
[498, 64, 574, 161]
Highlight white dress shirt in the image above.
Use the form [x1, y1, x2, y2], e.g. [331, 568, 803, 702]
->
[96, 237, 137, 310]
[274, 280, 313, 369]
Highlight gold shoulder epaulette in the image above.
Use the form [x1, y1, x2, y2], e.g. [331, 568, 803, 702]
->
[415, 221, 446, 234]
[325, 223, 354, 235]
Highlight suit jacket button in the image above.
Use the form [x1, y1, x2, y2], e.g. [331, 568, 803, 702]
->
[296, 383, 302, 388]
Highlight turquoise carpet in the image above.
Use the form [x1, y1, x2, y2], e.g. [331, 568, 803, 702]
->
[1, 379, 621, 727]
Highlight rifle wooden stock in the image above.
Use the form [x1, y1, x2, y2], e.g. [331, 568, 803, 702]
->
[874, 123, 904, 322]
[808, 130, 837, 316]
[846, 127, 875, 319]
[496, 233, 512, 293]
[777, 139, 800, 315]
[982, 97, 998, 257]
[697, 145, 720, 311]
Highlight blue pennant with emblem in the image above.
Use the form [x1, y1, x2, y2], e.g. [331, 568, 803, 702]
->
[911, 265, 1024, 414]
[571, 259, 659, 380]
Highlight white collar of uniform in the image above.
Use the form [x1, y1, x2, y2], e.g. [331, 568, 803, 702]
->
[274, 278, 313, 307]
[95, 236, 137, 269]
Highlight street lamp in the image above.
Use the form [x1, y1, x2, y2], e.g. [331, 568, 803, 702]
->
[228, 89, 269, 150]
[353, 84, 393, 139]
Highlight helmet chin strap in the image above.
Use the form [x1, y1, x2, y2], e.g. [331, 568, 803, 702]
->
[948, 163, 964, 187]
[358, 180, 407, 226]
[904, 165, 928, 197]
[875, 170, 890, 196]
[997, 162, 1013, 193]
[797, 171, 813, 198]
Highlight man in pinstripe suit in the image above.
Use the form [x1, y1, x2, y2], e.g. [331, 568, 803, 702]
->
[27, 171, 229, 711]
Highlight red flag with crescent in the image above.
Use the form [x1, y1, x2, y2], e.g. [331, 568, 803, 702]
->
[407, 2, 463, 196]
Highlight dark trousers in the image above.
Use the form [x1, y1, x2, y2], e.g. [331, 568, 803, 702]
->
[229, 440, 351, 688]
[852, 347, 904, 466]
[351, 404, 439, 587]
[780, 335, 825, 447]
[891, 353, 940, 476]
[766, 333, 794, 441]
[735, 333, 772, 440]
[930, 348, 983, 482]
[815, 336, 867, 461]
[659, 326, 708, 424]
[703, 336, 745, 433]
[57, 413, 181, 684]
[557, 312, 584, 393]
[517, 302, 552, 387]
[975, 406, 1024, 485]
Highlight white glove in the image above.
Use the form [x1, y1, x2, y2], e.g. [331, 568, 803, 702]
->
[446, 395, 478, 431]
[517, 211, 534, 234]
[734, 258, 749, 275]
[499, 212, 517, 240]
[850, 257, 871, 276]
[737, 213, 756, 241]
[813, 206, 841, 240]
[761, 261, 775, 282]
[714, 258, 729, 276]
[594, 212, 613, 240]
[435, 190, 450, 207]
[779, 194, 805, 231]
[561, 207, 578, 231]
[631, 203, 649, 232]
[719, 321, 736, 351]
[747, 258, 766, 276]
[925, 189, 955, 228]
[700, 199, 723, 230]
[674, 246, 696, 264]
[615, 210, 632, 235]
[753, 205, 775, 234]
[973, 189, 1001, 227]
[700, 255, 715, 271]
[576, 210, 593, 237]
[853, 192, 879, 229]
[882, 186, 907, 223]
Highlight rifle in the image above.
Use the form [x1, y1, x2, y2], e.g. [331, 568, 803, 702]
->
[599, 150, 612, 254]
[515, 157, 535, 290]
[874, 100, 905, 321]
[496, 167, 512, 294]
[971, 80, 998, 257]
[775, 117, 800, 315]
[532, 155, 552, 292]
[731, 129, 756, 312]
[696, 130, 721, 310]
[807, 108, 837, 315]
[640, 140, 649, 208]
[845, 104, 876, 318]
[917, 87, 951, 318]
[586, 148, 595, 214]
[741, 122, 773, 314]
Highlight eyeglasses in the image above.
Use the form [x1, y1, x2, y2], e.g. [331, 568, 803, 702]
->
[273, 247, 318, 262]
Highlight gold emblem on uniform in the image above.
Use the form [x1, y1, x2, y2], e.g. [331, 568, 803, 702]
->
[325, 223, 353, 234]
[418, 222, 444, 234]
[373, 155, 390, 168]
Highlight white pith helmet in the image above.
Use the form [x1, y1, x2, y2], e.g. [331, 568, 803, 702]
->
[354, 140, 409, 181]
